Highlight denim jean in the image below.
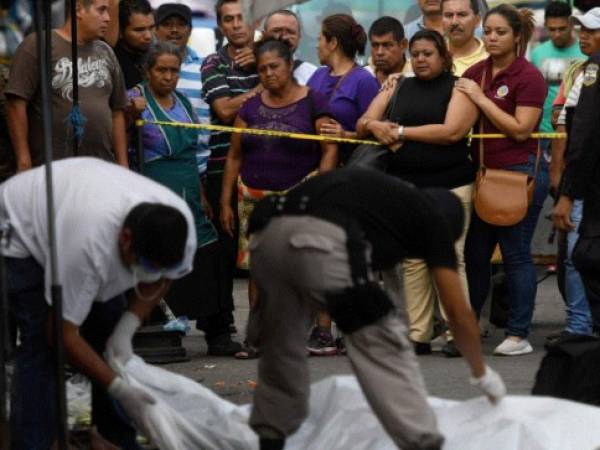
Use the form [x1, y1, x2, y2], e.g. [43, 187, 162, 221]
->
[466, 154, 550, 338]
[564, 200, 593, 335]
[7, 256, 141, 450]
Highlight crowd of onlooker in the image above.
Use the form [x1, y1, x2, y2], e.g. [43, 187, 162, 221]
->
[1, 0, 599, 360]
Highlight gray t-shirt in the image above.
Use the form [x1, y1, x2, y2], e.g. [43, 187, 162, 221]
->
[5, 31, 128, 164]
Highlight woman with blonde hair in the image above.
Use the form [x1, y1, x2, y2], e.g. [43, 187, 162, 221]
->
[456, 4, 549, 356]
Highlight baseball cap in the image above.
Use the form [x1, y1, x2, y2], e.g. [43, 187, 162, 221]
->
[156, 3, 192, 26]
[572, 7, 600, 30]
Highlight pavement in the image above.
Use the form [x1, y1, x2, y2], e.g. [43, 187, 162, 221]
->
[163, 268, 565, 406]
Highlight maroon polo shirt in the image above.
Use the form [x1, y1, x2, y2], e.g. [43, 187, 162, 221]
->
[463, 56, 547, 169]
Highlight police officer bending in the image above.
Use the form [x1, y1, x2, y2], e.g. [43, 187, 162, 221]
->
[246, 168, 506, 450]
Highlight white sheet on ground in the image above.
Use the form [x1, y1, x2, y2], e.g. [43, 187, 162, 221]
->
[116, 356, 600, 450]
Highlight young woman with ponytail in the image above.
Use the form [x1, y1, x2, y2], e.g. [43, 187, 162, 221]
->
[456, 4, 550, 356]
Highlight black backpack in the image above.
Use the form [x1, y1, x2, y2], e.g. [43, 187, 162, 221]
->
[532, 335, 600, 406]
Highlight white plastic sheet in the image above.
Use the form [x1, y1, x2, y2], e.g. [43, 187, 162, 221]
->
[118, 356, 600, 450]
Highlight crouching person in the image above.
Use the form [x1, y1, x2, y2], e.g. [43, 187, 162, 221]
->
[1, 158, 196, 450]
[245, 168, 506, 450]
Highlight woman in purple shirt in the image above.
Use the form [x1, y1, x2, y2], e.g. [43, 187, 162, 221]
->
[307, 14, 380, 156]
[220, 38, 337, 358]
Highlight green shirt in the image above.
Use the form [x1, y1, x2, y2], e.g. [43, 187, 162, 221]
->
[531, 39, 585, 132]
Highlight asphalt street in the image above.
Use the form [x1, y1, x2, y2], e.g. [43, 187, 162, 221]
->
[165, 270, 564, 406]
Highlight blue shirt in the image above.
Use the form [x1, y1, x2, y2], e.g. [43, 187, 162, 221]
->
[178, 46, 211, 175]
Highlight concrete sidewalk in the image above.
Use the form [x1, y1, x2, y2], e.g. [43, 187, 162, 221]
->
[165, 270, 565, 405]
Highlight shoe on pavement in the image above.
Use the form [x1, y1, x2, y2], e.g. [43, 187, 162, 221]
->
[207, 333, 243, 356]
[441, 340, 462, 358]
[410, 340, 432, 355]
[307, 326, 337, 356]
[493, 337, 533, 356]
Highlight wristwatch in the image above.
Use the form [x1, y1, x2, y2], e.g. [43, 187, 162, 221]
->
[397, 125, 405, 140]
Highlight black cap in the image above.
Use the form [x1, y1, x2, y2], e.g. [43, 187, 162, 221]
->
[422, 188, 465, 243]
[156, 3, 192, 26]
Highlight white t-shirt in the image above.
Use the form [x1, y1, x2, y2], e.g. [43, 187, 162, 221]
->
[0, 158, 197, 326]
[294, 60, 318, 86]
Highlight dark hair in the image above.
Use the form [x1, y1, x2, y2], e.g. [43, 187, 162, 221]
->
[545, 1, 572, 20]
[409, 29, 454, 73]
[322, 14, 368, 58]
[441, 0, 480, 15]
[264, 9, 302, 33]
[65, 0, 94, 17]
[119, 0, 153, 32]
[485, 4, 535, 57]
[215, 0, 239, 24]
[253, 35, 294, 65]
[123, 203, 188, 267]
[143, 41, 182, 71]
[369, 16, 405, 42]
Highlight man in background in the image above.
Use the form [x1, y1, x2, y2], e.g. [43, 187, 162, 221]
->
[263, 9, 317, 85]
[367, 16, 408, 84]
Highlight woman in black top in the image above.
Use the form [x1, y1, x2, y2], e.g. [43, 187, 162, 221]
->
[356, 30, 479, 357]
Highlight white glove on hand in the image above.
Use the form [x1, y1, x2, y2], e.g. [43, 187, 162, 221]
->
[105, 311, 141, 367]
[470, 365, 506, 404]
[108, 376, 156, 431]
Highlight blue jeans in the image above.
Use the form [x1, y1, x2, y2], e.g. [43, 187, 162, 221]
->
[565, 200, 593, 335]
[7, 257, 141, 450]
[466, 154, 550, 338]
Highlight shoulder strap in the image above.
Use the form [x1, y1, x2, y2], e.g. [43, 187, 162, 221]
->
[478, 70, 486, 168]
[478, 69, 541, 176]
[383, 76, 406, 120]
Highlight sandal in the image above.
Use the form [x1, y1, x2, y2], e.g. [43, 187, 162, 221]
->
[235, 344, 260, 359]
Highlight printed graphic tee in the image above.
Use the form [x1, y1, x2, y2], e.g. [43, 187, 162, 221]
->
[530, 40, 584, 132]
[5, 31, 128, 165]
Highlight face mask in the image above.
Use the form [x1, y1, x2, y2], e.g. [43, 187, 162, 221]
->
[131, 255, 169, 301]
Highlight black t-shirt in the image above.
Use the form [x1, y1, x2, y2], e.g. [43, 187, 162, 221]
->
[387, 71, 475, 189]
[113, 40, 146, 90]
[282, 168, 458, 271]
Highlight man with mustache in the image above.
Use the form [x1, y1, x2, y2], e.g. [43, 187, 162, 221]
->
[442, 0, 487, 76]
[368, 16, 409, 84]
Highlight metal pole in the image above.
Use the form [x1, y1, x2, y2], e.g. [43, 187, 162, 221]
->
[0, 228, 9, 450]
[34, 1, 68, 448]
[70, 0, 80, 155]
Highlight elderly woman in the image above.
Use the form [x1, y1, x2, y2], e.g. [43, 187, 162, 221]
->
[128, 41, 241, 357]
[356, 29, 478, 357]
[220, 37, 337, 358]
[456, 4, 548, 356]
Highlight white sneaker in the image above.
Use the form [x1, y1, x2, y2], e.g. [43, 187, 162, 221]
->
[493, 337, 533, 356]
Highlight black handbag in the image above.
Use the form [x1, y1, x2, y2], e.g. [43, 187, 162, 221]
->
[345, 76, 405, 171]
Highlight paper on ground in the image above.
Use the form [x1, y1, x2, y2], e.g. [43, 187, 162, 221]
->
[114, 356, 600, 450]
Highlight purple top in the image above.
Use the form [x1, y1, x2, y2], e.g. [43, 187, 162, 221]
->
[238, 90, 328, 191]
[307, 66, 379, 132]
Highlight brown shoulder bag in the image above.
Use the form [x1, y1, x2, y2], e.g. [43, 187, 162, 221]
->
[473, 71, 540, 226]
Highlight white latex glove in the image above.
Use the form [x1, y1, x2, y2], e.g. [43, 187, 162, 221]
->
[108, 376, 156, 431]
[105, 311, 141, 367]
[470, 365, 506, 404]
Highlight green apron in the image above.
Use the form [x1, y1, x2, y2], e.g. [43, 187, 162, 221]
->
[140, 83, 217, 247]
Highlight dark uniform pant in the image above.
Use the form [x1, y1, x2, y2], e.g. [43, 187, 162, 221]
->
[247, 216, 443, 450]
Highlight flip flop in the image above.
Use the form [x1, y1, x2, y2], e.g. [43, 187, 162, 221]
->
[235, 345, 260, 360]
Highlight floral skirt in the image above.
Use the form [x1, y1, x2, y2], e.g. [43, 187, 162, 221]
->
[236, 173, 316, 269]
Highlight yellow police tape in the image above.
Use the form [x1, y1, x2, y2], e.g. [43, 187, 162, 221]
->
[136, 119, 567, 145]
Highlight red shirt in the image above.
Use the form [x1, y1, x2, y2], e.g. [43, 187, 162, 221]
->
[463, 56, 547, 168]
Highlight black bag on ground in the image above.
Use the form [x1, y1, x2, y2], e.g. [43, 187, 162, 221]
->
[531, 335, 600, 406]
